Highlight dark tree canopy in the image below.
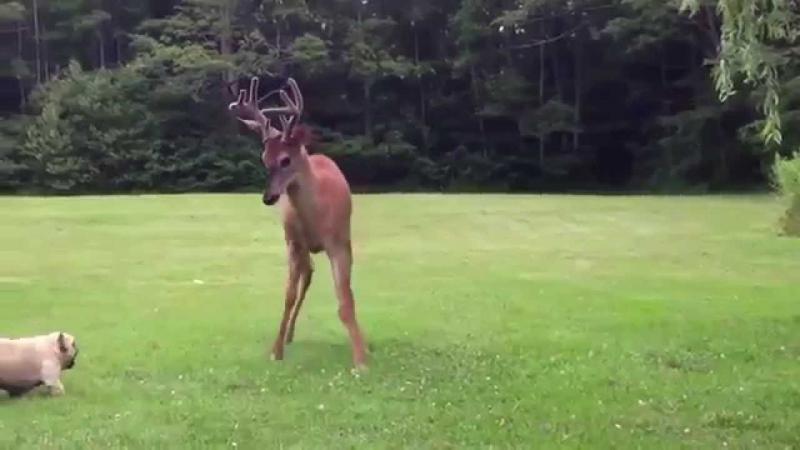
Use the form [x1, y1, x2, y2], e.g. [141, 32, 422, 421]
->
[0, 0, 799, 199]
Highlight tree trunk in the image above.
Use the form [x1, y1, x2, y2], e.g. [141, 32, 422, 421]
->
[16, 20, 23, 59]
[573, 30, 582, 151]
[42, 21, 49, 81]
[539, 25, 546, 164]
[364, 79, 372, 138]
[502, 32, 513, 67]
[220, 1, 233, 82]
[419, 83, 426, 125]
[479, 117, 488, 158]
[660, 44, 669, 115]
[17, 78, 26, 110]
[98, 32, 106, 69]
[718, 144, 729, 183]
[110, 0, 121, 67]
[539, 42, 545, 105]
[16, 20, 25, 109]
[32, 0, 41, 84]
[469, 64, 488, 156]
[538, 134, 545, 166]
[662, 44, 674, 175]
[413, 26, 420, 64]
[116, 34, 123, 66]
[550, 43, 563, 101]
[414, 26, 423, 119]
[414, 25, 428, 148]
[275, 20, 281, 57]
[717, 122, 729, 182]
[549, 36, 566, 152]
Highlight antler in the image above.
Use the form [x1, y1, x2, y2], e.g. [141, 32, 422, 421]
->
[228, 77, 274, 138]
[259, 78, 305, 141]
[228, 76, 305, 142]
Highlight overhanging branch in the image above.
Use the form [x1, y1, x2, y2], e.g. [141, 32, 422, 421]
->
[509, 22, 586, 49]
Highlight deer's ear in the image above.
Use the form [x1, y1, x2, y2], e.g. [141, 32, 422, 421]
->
[237, 118, 263, 134]
[266, 126, 282, 140]
[288, 125, 311, 147]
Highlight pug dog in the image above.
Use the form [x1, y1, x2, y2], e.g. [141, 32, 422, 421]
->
[0, 332, 79, 398]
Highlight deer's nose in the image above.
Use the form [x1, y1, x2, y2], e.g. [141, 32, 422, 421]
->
[263, 193, 280, 206]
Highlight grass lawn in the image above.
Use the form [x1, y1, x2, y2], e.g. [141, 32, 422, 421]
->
[0, 193, 798, 449]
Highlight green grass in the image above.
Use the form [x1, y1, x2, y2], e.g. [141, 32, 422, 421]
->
[1, 194, 798, 449]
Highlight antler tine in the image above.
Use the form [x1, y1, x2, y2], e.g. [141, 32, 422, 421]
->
[287, 78, 304, 114]
[261, 102, 298, 138]
[228, 76, 272, 132]
[228, 76, 259, 111]
[259, 105, 297, 116]
[228, 88, 247, 110]
[279, 115, 292, 130]
[259, 79, 303, 115]
[284, 78, 303, 136]
[279, 90, 300, 114]
[259, 78, 304, 136]
[258, 88, 285, 105]
[248, 76, 259, 104]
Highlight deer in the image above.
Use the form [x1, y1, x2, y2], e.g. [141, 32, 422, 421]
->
[227, 76, 368, 370]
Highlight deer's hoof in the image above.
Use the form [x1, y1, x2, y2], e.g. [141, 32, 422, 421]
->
[269, 348, 284, 361]
[352, 361, 368, 375]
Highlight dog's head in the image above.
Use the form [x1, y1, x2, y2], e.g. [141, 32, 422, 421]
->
[53, 332, 78, 370]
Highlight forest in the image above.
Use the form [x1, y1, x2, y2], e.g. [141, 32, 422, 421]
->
[0, 0, 799, 207]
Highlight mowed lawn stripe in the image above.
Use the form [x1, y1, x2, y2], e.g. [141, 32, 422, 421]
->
[1, 194, 798, 449]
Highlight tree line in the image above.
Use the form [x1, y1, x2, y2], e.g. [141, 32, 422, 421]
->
[0, 0, 798, 209]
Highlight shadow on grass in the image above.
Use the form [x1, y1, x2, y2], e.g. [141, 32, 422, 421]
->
[266, 337, 526, 391]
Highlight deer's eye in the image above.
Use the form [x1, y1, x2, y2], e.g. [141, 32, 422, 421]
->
[279, 157, 291, 168]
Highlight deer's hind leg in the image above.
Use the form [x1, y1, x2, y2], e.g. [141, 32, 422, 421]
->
[327, 240, 367, 369]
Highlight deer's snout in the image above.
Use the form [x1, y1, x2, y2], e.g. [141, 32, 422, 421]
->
[263, 193, 280, 206]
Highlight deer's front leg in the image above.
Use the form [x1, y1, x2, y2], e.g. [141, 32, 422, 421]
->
[286, 257, 313, 344]
[327, 241, 368, 369]
[271, 243, 304, 360]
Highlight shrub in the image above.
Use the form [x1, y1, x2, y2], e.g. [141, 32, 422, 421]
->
[773, 151, 800, 236]
[23, 61, 160, 192]
[21, 45, 261, 193]
[0, 115, 32, 192]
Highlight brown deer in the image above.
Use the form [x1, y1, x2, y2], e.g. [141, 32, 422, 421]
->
[227, 77, 367, 369]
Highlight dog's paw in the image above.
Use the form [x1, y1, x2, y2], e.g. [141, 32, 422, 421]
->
[46, 383, 65, 396]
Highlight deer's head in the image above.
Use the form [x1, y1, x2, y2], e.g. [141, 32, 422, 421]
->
[228, 77, 309, 206]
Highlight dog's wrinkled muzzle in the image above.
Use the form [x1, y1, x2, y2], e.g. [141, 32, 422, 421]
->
[65, 351, 77, 369]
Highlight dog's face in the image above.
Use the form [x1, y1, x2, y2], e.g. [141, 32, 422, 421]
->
[54, 332, 78, 370]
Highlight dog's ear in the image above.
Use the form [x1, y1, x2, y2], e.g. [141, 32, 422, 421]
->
[57, 332, 68, 353]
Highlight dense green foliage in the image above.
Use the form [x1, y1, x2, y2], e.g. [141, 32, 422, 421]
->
[681, 0, 800, 145]
[1, 0, 799, 196]
[1, 194, 798, 447]
[774, 151, 800, 234]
